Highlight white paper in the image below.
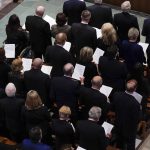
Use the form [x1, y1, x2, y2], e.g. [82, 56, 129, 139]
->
[43, 15, 56, 29]
[22, 24, 26, 30]
[41, 65, 52, 75]
[63, 41, 71, 52]
[76, 146, 86, 150]
[93, 27, 102, 39]
[128, 92, 143, 104]
[4, 44, 15, 58]
[135, 138, 142, 148]
[72, 64, 85, 80]
[22, 58, 32, 72]
[138, 42, 149, 54]
[93, 48, 104, 64]
[100, 85, 113, 97]
[102, 121, 114, 135]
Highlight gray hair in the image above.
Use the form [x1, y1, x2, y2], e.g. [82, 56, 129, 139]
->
[5, 83, 16, 97]
[89, 106, 102, 121]
[94, 0, 102, 4]
[35, 6, 45, 17]
[128, 27, 139, 41]
[121, 1, 131, 11]
[63, 63, 74, 76]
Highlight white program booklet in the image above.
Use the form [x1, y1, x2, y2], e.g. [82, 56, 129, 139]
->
[4, 44, 15, 58]
[102, 121, 114, 135]
[63, 41, 71, 52]
[93, 48, 104, 64]
[22, 24, 26, 30]
[76, 146, 86, 150]
[72, 64, 85, 80]
[100, 85, 113, 97]
[138, 42, 149, 60]
[135, 138, 142, 148]
[22, 58, 32, 72]
[93, 27, 102, 39]
[43, 15, 56, 29]
[41, 65, 52, 75]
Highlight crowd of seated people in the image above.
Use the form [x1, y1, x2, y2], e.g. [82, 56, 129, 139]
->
[0, 0, 150, 150]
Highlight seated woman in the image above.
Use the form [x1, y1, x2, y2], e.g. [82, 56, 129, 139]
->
[51, 106, 75, 150]
[21, 90, 51, 144]
[8, 58, 25, 98]
[51, 12, 71, 38]
[78, 46, 98, 87]
[5, 14, 28, 57]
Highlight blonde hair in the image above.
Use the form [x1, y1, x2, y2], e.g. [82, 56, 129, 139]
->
[11, 58, 23, 72]
[128, 27, 139, 41]
[25, 90, 43, 110]
[101, 23, 117, 45]
[59, 105, 71, 115]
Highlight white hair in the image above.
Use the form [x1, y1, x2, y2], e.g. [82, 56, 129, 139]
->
[94, 0, 102, 4]
[35, 6, 45, 17]
[5, 83, 16, 97]
[89, 106, 102, 121]
[121, 1, 131, 11]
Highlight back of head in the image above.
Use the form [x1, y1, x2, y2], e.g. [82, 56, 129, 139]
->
[89, 106, 102, 121]
[63, 63, 74, 76]
[94, 0, 102, 4]
[7, 14, 20, 29]
[29, 127, 42, 143]
[35, 6, 45, 17]
[0, 47, 6, 62]
[11, 58, 23, 72]
[121, 1, 131, 11]
[126, 79, 137, 93]
[55, 32, 67, 45]
[59, 105, 71, 120]
[91, 76, 103, 89]
[128, 27, 139, 41]
[32, 58, 43, 69]
[5, 83, 16, 97]
[81, 10, 91, 23]
[56, 12, 67, 26]
[106, 45, 118, 59]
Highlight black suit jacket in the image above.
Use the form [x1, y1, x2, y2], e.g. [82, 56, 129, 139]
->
[25, 15, 52, 57]
[114, 12, 139, 41]
[63, 0, 86, 25]
[45, 45, 73, 77]
[24, 69, 51, 107]
[112, 92, 140, 137]
[69, 23, 97, 58]
[79, 86, 109, 123]
[88, 3, 113, 28]
[76, 120, 108, 150]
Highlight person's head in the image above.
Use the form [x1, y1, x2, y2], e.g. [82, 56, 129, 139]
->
[126, 79, 137, 93]
[63, 63, 74, 76]
[25, 90, 43, 110]
[106, 44, 118, 59]
[11, 58, 23, 72]
[56, 12, 67, 26]
[88, 106, 102, 122]
[101, 23, 117, 45]
[29, 127, 42, 143]
[81, 10, 91, 23]
[91, 76, 103, 90]
[80, 46, 93, 63]
[121, 1, 131, 11]
[32, 58, 43, 69]
[128, 27, 139, 41]
[0, 47, 6, 62]
[5, 83, 16, 97]
[94, 0, 102, 4]
[35, 6, 45, 17]
[7, 14, 20, 29]
[59, 105, 71, 120]
[55, 32, 67, 46]
[61, 144, 74, 150]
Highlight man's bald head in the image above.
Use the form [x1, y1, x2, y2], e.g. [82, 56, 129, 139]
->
[55, 33, 67, 46]
[35, 6, 45, 17]
[121, 1, 131, 11]
[5, 83, 16, 97]
[63, 63, 74, 76]
[126, 79, 137, 93]
[32, 58, 43, 69]
[91, 76, 103, 89]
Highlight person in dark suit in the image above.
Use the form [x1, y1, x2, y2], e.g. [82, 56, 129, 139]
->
[69, 10, 97, 59]
[119, 27, 146, 73]
[114, 1, 140, 41]
[79, 76, 109, 123]
[24, 58, 51, 107]
[25, 6, 52, 58]
[51, 106, 75, 150]
[50, 63, 80, 118]
[87, 0, 113, 28]
[45, 33, 73, 77]
[0, 83, 24, 142]
[63, 0, 86, 25]
[98, 45, 128, 92]
[22, 127, 52, 150]
[111, 80, 141, 150]
[76, 106, 108, 150]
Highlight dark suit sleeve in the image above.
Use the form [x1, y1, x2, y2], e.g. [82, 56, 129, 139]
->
[142, 19, 148, 36]
[99, 127, 108, 150]
[25, 16, 30, 31]
[44, 22, 52, 46]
